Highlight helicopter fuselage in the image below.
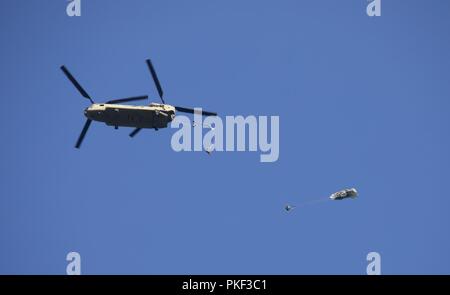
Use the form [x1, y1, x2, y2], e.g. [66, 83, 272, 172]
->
[85, 103, 176, 129]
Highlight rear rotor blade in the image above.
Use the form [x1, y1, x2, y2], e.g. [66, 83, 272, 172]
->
[60, 66, 94, 104]
[175, 106, 217, 117]
[129, 128, 142, 138]
[146, 59, 165, 104]
[75, 119, 92, 149]
[106, 95, 148, 104]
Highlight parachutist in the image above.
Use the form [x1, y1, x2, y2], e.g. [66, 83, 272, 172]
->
[285, 204, 296, 212]
[329, 188, 358, 200]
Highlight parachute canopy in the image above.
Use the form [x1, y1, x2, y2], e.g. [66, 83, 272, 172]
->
[329, 188, 358, 200]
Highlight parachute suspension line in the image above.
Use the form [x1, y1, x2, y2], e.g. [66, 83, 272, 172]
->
[296, 196, 330, 208]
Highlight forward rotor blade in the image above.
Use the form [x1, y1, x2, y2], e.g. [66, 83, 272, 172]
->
[60, 65, 94, 104]
[146, 59, 165, 104]
[175, 106, 217, 117]
[106, 95, 148, 104]
[129, 128, 142, 138]
[75, 119, 92, 149]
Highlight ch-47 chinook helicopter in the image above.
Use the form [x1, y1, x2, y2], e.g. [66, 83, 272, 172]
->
[61, 59, 217, 148]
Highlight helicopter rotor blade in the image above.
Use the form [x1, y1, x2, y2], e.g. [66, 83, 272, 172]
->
[129, 128, 142, 138]
[75, 119, 92, 149]
[174, 106, 217, 117]
[106, 95, 148, 104]
[146, 59, 165, 104]
[60, 66, 94, 104]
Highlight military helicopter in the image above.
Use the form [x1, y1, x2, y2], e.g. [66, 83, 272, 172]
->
[61, 59, 217, 148]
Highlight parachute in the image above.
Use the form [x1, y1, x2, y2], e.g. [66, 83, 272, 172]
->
[329, 188, 358, 201]
[284, 188, 358, 212]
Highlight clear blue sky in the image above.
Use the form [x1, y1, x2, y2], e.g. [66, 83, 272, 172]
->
[1, 0, 449, 274]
